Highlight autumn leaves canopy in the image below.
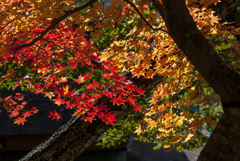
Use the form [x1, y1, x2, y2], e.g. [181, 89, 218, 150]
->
[0, 0, 239, 151]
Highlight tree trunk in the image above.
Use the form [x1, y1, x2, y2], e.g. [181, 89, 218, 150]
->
[151, 0, 240, 160]
[198, 107, 240, 161]
[20, 73, 163, 161]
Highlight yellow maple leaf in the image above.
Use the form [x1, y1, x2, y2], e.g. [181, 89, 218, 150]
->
[184, 133, 194, 142]
[100, 51, 111, 62]
[134, 124, 146, 135]
[163, 145, 171, 148]
[176, 119, 183, 126]
[63, 85, 69, 95]
[148, 121, 158, 129]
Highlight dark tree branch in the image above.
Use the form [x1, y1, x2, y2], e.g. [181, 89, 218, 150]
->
[15, 0, 98, 51]
[124, 0, 168, 33]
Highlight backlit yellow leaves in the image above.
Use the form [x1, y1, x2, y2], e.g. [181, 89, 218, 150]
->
[63, 85, 69, 95]
[126, 27, 138, 37]
[175, 119, 183, 126]
[100, 51, 111, 62]
[134, 124, 147, 135]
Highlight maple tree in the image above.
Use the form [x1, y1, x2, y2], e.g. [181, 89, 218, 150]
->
[0, 0, 240, 160]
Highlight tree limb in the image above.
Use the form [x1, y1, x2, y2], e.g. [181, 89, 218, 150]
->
[15, 0, 98, 51]
[124, 0, 168, 33]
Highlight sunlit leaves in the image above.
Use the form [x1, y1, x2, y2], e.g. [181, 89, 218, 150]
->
[73, 76, 85, 84]
[0, 0, 238, 152]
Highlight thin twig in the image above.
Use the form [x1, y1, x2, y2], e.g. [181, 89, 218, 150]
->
[124, 0, 168, 33]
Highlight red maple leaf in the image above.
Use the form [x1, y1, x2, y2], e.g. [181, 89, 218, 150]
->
[14, 96, 24, 101]
[21, 101, 27, 105]
[111, 95, 125, 105]
[136, 88, 145, 96]
[126, 96, 136, 105]
[86, 80, 98, 89]
[16, 105, 24, 110]
[22, 111, 33, 118]
[133, 104, 141, 112]
[97, 104, 108, 112]
[49, 110, 62, 120]
[34, 88, 44, 94]
[99, 85, 105, 90]
[104, 112, 117, 125]
[14, 117, 27, 125]
[83, 72, 92, 80]
[102, 90, 113, 98]
[9, 110, 19, 118]
[30, 107, 38, 114]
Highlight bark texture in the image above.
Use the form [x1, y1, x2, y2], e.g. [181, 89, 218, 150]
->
[20, 73, 163, 161]
[151, 0, 240, 160]
[198, 107, 240, 161]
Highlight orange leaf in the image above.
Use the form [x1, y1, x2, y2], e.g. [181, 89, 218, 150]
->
[144, 69, 155, 79]
[30, 107, 38, 114]
[14, 117, 27, 125]
[73, 76, 85, 84]
[22, 111, 33, 118]
[72, 108, 86, 116]
[9, 110, 19, 118]
[52, 97, 62, 106]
